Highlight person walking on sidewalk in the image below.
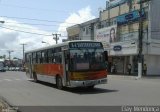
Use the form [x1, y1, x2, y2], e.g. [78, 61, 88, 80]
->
[127, 64, 132, 75]
[143, 64, 147, 76]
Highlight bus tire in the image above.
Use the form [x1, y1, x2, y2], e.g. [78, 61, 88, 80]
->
[56, 76, 63, 89]
[33, 72, 38, 82]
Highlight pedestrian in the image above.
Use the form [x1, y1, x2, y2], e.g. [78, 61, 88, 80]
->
[111, 64, 116, 73]
[127, 64, 132, 75]
[143, 64, 147, 76]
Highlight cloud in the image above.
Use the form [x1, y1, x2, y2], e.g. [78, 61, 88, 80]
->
[0, 18, 54, 59]
[0, 6, 96, 59]
[58, 6, 96, 42]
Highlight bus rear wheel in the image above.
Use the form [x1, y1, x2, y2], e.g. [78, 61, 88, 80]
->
[56, 76, 63, 89]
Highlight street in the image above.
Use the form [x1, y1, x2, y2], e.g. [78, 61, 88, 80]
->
[0, 71, 160, 108]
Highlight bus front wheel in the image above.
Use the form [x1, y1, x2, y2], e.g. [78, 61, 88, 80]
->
[56, 76, 63, 89]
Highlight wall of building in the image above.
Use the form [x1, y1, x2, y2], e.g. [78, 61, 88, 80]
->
[66, 25, 80, 38]
[120, 3, 129, 14]
[144, 0, 160, 56]
[81, 25, 92, 40]
[144, 55, 160, 75]
[100, 10, 109, 21]
[110, 6, 119, 18]
[150, 0, 160, 42]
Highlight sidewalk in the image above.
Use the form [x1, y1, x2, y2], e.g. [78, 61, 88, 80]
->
[0, 97, 17, 112]
[108, 73, 160, 80]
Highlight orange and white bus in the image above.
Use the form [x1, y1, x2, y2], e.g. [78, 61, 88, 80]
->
[25, 40, 108, 89]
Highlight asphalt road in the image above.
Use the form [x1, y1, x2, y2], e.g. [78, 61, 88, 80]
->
[0, 71, 160, 108]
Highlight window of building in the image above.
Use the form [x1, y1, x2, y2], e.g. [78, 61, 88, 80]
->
[83, 28, 85, 32]
[86, 27, 89, 35]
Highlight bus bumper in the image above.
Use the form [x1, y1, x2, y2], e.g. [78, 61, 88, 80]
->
[69, 78, 107, 87]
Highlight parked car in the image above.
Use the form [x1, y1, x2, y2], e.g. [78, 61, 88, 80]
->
[0, 62, 6, 72]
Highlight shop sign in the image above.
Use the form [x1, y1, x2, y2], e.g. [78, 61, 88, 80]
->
[119, 32, 139, 41]
[117, 10, 145, 25]
[113, 45, 122, 51]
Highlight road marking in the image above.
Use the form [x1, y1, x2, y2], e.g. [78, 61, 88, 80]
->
[15, 79, 21, 80]
[0, 78, 29, 82]
[4, 79, 12, 81]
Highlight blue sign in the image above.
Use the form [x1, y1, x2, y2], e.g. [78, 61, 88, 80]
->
[117, 10, 145, 25]
[113, 45, 122, 51]
[69, 42, 103, 49]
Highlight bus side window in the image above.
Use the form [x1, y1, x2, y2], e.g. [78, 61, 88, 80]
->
[44, 50, 48, 63]
[32, 52, 36, 64]
[41, 51, 44, 63]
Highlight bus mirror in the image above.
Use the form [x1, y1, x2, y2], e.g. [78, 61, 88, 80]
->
[104, 51, 108, 61]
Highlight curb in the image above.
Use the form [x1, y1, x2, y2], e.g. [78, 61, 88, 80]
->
[0, 96, 18, 112]
[108, 75, 138, 80]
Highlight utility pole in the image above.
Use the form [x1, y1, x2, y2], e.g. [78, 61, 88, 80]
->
[137, 0, 143, 79]
[7, 50, 14, 61]
[20, 43, 27, 61]
[52, 33, 61, 44]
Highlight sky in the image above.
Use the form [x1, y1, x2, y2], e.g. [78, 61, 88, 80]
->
[0, 0, 107, 59]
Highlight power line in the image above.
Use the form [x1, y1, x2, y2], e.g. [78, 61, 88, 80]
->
[0, 25, 68, 37]
[4, 21, 72, 28]
[1, 3, 71, 13]
[0, 25, 160, 38]
[0, 25, 52, 36]
[0, 15, 77, 24]
[4, 24, 67, 33]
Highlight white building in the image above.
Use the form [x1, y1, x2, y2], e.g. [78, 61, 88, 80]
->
[67, 0, 160, 75]
[95, 0, 160, 75]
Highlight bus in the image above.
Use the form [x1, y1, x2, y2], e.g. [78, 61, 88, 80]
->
[25, 40, 108, 89]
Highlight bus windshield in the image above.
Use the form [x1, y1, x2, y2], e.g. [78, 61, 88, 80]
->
[69, 48, 106, 71]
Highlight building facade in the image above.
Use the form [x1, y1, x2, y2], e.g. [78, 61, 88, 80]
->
[66, 18, 99, 41]
[67, 0, 160, 75]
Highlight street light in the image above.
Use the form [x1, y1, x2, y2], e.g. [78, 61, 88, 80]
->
[0, 21, 5, 24]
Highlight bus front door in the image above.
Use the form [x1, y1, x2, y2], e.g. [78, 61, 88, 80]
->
[28, 54, 33, 79]
[62, 50, 69, 86]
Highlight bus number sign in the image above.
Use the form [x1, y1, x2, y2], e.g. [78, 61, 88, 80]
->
[69, 42, 102, 48]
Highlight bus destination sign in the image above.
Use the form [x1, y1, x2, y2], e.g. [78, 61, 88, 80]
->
[69, 42, 103, 48]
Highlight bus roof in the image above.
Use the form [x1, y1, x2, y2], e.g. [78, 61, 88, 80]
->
[25, 40, 101, 54]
